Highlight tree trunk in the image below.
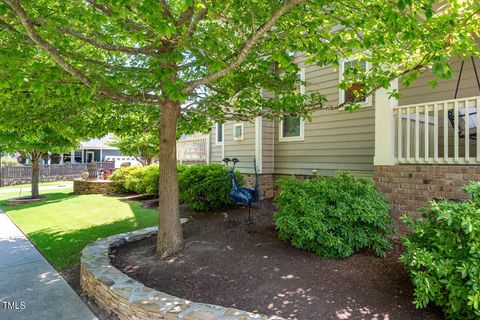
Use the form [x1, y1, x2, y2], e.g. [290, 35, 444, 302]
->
[31, 154, 40, 199]
[156, 99, 183, 257]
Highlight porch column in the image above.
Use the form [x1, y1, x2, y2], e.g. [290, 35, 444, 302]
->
[71, 151, 75, 163]
[100, 149, 103, 162]
[374, 78, 398, 166]
[81, 150, 85, 163]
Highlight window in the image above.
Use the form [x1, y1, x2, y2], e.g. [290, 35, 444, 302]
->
[279, 68, 305, 141]
[280, 116, 304, 141]
[233, 123, 244, 140]
[215, 123, 224, 144]
[339, 59, 371, 105]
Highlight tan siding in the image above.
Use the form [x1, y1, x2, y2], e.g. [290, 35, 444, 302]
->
[274, 54, 375, 177]
[399, 57, 480, 106]
[274, 107, 375, 177]
[224, 121, 256, 173]
[262, 119, 274, 174]
[209, 126, 223, 164]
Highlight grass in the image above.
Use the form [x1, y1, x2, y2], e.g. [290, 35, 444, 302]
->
[0, 182, 158, 270]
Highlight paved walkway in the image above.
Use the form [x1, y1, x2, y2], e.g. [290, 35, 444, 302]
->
[0, 209, 97, 320]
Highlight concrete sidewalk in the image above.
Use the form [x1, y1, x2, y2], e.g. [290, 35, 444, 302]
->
[0, 209, 97, 320]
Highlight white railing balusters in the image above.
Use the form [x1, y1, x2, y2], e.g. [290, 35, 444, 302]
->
[433, 103, 438, 162]
[393, 96, 480, 165]
[406, 106, 411, 160]
[397, 108, 402, 160]
[424, 104, 429, 161]
[454, 100, 459, 162]
[415, 105, 420, 162]
[444, 102, 448, 162]
[465, 101, 470, 162]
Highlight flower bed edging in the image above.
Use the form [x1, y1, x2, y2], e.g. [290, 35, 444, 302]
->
[80, 226, 284, 320]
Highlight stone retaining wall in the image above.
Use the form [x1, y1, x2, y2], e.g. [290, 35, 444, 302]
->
[374, 165, 478, 233]
[80, 227, 283, 320]
[73, 179, 115, 195]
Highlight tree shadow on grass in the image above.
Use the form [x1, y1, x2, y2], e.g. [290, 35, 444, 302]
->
[3, 195, 158, 270]
[0, 192, 80, 212]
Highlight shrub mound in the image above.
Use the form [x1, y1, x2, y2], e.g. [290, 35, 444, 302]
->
[110, 163, 240, 211]
[401, 182, 480, 320]
[274, 172, 394, 258]
[178, 164, 243, 211]
[110, 165, 159, 195]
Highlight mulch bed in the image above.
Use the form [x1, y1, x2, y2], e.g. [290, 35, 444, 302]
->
[111, 202, 444, 320]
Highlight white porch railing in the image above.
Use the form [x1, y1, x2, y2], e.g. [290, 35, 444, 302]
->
[176, 137, 207, 163]
[394, 96, 480, 164]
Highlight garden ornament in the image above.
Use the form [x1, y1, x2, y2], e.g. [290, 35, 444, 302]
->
[223, 157, 261, 225]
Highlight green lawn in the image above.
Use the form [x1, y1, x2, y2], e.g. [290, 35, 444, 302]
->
[0, 182, 158, 270]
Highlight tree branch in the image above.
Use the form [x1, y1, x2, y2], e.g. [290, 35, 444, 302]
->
[4, 0, 162, 105]
[59, 27, 159, 56]
[183, 0, 305, 93]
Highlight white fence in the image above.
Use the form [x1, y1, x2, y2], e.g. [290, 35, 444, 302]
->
[177, 137, 207, 163]
[394, 96, 480, 164]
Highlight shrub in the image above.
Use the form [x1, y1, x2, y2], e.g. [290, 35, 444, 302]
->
[274, 171, 394, 258]
[110, 165, 158, 195]
[400, 182, 480, 319]
[109, 166, 139, 193]
[178, 164, 244, 211]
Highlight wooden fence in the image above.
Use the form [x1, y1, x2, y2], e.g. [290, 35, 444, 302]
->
[0, 162, 115, 185]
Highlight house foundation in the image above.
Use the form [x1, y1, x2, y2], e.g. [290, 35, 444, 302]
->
[374, 165, 479, 232]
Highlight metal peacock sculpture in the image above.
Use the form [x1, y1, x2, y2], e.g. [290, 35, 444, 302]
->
[223, 157, 260, 224]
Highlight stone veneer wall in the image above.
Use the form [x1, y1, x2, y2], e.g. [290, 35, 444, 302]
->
[374, 165, 478, 233]
[80, 226, 283, 320]
[73, 179, 115, 195]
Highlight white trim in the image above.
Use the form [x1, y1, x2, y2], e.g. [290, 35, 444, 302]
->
[339, 58, 372, 107]
[279, 117, 305, 142]
[374, 78, 398, 165]
[215, 123, 224, 145]
[86, 151, 95, 163]
[221, 123, 225, 159]
[232, 122, 244, 141]
[206, 133, 211, 164]
[278, 67, 306, 142]
[255, 116, 263, 174]
[100, 149, 103, 162]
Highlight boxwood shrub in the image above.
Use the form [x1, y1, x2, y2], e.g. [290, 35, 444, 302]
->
[400, 182, 480, 319]
[178, 164, 243, 211]
[274, 172, 394, 258]
[110, 163, 242, 211]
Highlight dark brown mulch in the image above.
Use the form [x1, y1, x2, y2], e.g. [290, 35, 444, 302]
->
[111, 203, 444, 320]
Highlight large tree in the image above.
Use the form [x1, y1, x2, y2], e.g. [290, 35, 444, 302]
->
[0, 0, 478, 255]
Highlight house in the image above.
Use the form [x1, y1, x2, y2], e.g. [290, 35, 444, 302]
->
[59, 134, 125, 164]
[205, 53, 480, 230]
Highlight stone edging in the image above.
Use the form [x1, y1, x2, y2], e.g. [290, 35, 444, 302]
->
[73, 179, 114, 195]
[6, 195, 47, 206]
[80, 226, 284, 320]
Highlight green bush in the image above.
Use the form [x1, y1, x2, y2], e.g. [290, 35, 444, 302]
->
[178, 164, 244, 211]
[109, 166, 139, 193]
[274, 172, 394, 258]
[110, 165, 158, 195]
[400, 182, 480, 319]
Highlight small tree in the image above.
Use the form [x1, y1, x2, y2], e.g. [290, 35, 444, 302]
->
[110, 133, 158, 166]
[0, 49, 105, 198]
[1, 0, 478, 255]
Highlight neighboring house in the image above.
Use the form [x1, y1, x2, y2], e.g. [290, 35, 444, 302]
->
[59, 134, 123, 164]
[206, 53, 480, 227]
